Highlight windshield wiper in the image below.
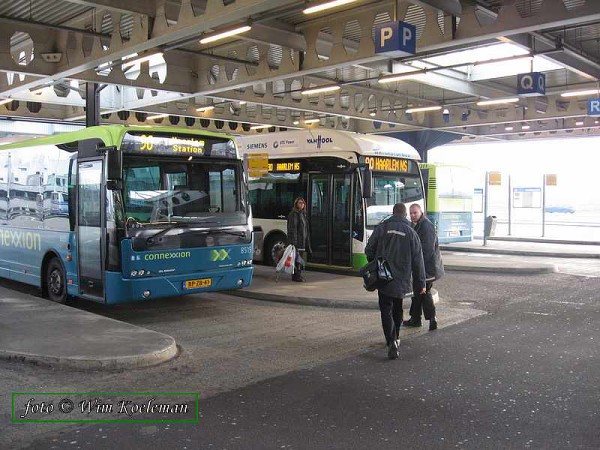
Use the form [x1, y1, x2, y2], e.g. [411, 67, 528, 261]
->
[145, 223, 191, 244]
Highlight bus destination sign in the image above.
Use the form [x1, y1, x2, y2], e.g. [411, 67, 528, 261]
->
[122, 132, 236, 158]
[363, 156, 409, 173]
[268, 160, 302, 172]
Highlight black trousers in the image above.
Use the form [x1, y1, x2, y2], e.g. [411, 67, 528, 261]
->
[410, 280, 435, 320]
[378, 292, 404, 346]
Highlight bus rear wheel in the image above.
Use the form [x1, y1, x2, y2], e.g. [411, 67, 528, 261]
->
[265, 234, 287, 267]
[46, 258, 67, 304]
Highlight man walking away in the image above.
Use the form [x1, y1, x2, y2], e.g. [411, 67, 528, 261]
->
[365, 203, 426, 360]
[405, 203, 445, 331]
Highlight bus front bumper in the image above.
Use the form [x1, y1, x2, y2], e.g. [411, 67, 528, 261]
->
[104, 267, 253, 304]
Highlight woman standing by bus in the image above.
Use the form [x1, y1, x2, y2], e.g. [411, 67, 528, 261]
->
[287, 197, 312, 282]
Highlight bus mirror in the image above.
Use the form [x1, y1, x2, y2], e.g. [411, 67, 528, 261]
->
[106, 147, 122, 182]
[362, 167, 373, 198]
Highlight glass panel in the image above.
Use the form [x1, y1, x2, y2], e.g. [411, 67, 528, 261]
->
[309, 175, 329, 264]
[248, 173, 306, 219]
[331, 174, 351, 266]
[366, 174, 423, 228]
[123, 157, 244, 226]
[78, 160, 103, 298]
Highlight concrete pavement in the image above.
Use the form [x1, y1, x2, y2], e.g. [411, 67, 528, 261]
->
[0, 290, 177, 370]
[229, 251, 557, 309]
[442, 238, 600, 258]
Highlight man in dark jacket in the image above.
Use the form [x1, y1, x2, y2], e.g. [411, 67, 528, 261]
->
[287, 197, 312, 282]
[365, 203, 426, 360]
[404, 203, 445, 331]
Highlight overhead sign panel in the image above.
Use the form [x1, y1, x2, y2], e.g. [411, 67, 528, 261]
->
[587, 98, 600, 116]
[517, 72, 546, 96]
[375, 21, 416, 57]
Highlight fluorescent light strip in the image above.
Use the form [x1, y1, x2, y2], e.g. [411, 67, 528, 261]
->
[122, 52, 163, 70]
[304, 118, 321, 124]
[576, 121, 584, 126]
[476, 97, 520, 106]
[378, 70, 426, 84]
[250, 124, 272, 130]
[474, 55, 532, 67]
[0, 98, 14, 106]
[196, 106, 215, 113]
[522, 124, 531, 130]
[505, 126, 514, 131]
[560, 88, 600, 98]
[301, 85, 340, 95]
[304, 0, 359, 14]
[200, 25, 252, 44]
[147, 113, 169, 120]
[405, 106, 442, 114]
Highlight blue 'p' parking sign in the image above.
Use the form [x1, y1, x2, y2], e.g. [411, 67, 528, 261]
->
[374, 21, 416, 57]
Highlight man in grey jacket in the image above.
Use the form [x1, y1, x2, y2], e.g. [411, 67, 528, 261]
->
[365, 203, 426, 360]
[404, 203, 445, 331]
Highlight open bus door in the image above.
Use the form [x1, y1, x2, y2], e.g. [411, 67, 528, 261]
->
[76, 158, 105, 300]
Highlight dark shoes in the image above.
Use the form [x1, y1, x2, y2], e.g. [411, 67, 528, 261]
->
[403, 317, 422, 327]
[387, 339, 399, 360]
[429, 319, 438, 331]
[292, 276, 305, 282]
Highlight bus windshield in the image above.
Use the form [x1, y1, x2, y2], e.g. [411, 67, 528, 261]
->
[366, 173, 423, 227]
[123, 156, 246, 228]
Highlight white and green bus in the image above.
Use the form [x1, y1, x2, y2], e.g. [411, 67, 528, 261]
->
[239, 129, 424, 270]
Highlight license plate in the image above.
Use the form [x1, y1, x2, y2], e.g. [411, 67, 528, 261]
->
[184, 278, 212, 289]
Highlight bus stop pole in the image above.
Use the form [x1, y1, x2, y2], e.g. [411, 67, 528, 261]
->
[483, 171, 489, 246]
[542, 174, 546, 237]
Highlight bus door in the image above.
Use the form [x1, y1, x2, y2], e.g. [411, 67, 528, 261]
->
[308, 173, 352, 266]
[76, 158, 105, 299]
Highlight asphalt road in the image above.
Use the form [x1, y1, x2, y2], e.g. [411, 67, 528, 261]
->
[3, 268, 596, 450]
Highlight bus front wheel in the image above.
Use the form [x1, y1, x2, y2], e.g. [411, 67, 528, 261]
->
[46, 258, 67, 304]
[265, 234, 287, 267]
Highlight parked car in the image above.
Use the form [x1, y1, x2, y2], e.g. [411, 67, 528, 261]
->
[544, 205, 575, 214]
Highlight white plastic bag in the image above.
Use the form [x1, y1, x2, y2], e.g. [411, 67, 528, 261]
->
[276, 244, 296, 274]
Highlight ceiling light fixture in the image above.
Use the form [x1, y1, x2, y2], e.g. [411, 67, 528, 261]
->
[250, 124, 272, 130]
[196, 106, 215, 113]
[378, 70, 427, 84]
[301, 85, 341, 95]
[505, 126, 514, 131]
[521, 123, 531, 130]
[146, 113, 170, 120]
[560, 88, 600, 98]
[477, 97, 520, 106]
[576, 120, 584, 126]
[199, 25, 252, 45]
[303, 0, 360, 15]
[293, 120, 300, 125]
[304, 118, 321, 124]
[405, 106, 442, 114]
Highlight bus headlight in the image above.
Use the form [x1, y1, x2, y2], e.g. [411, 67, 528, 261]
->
[130, 270, 138, 277]
[138, 270, 145, 276]
[143, 290, 151, 298]
[237, 279, 244, 286]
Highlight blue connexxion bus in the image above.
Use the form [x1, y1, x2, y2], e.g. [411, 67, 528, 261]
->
[0, 126, 253, 304]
